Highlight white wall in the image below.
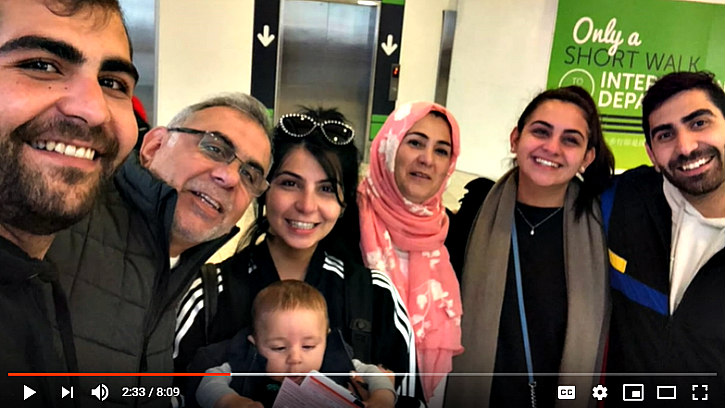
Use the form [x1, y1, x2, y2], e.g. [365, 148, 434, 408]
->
[397, 0, 457, 104]
[153, 0, 725, 176]
[446, 0, 559, 179]
[154, 0, 454, 125]
[155, 0, 255, 125]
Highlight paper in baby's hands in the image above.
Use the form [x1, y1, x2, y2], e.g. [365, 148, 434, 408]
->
[272, 371, 363, 408]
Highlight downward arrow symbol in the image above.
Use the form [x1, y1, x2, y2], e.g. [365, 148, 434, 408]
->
[257, 25, 275, 47]
[381, 34, 398, 56]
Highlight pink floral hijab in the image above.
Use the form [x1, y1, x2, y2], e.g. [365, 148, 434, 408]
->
[357, 101, 463, 400]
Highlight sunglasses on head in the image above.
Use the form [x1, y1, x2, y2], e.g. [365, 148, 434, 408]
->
[278, 113, 355, 145]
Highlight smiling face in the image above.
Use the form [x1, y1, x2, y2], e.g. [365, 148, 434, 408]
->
[250, 308, 328, 384]
[0, 0, 138, 238]
[646, 89, 725, 201]
[512, 100, 595, 200]
[393, 113, 453, 204]
[265, 147, 343, 254]
[141, 106, 271, 256]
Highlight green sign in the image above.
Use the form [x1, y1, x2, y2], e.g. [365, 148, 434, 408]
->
[547, 0, 725, 170]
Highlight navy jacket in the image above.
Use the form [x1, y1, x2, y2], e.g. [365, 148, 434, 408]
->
[604, 166, 725, 406]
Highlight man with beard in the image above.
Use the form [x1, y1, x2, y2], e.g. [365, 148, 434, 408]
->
[0, 0, 137, 405]
[603, 71, 725, 406]
[46, 93, 272, 407]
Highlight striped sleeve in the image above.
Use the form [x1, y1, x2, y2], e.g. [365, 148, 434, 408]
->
[370, 269, 417, 398]
[323, 254, 345, 279]
[173, 268, 224, 358]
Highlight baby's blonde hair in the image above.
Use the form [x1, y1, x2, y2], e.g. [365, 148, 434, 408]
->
[251, 280, 329, 334]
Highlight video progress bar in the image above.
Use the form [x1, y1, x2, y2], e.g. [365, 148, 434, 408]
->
[445, 372, 719, 377]
[8, 372, 718, 377]
[8, 373, 228, 377]
[223, 372, 718, 377]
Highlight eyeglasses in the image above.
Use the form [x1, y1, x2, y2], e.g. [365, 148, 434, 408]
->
[167, 127, 269, 197]
[279, 113, 355, 145]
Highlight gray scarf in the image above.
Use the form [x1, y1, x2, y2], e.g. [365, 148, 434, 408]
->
[445, 169, 609, 408]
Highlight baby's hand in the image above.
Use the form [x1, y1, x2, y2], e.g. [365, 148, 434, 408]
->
[349, 373, 395, 408]
[349, 374, 370, 401]
[376, 364, 395, 387]
[350, 360, 397, 407]
[362, 389, 395, 408]
[213, 393, 264, 408]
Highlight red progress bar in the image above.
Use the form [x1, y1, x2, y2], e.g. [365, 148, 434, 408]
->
[8, 373, 230, 377]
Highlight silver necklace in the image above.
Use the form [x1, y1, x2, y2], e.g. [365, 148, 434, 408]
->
[515, 205, 562, 236]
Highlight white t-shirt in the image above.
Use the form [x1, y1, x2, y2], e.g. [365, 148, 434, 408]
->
[169, 256, 181, 270]
[663, 179, 725, 313]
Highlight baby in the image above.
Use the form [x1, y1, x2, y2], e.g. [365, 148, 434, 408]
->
[194, 280, 396, 408]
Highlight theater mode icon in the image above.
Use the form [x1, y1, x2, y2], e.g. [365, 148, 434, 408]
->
[656, 385, 676, 400]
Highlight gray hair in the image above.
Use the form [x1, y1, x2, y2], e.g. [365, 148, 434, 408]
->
[167, 93, 273, 144]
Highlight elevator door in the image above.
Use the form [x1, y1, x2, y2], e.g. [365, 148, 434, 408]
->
[275, 0, 379, 155]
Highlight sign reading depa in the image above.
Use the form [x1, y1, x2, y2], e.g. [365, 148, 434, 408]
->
[547, 0, 725, 170]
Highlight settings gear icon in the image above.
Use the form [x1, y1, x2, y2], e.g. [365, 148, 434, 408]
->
[592, 384, 608, 400]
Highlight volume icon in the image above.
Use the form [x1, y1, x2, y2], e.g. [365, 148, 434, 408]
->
[91, 384, 109, 401]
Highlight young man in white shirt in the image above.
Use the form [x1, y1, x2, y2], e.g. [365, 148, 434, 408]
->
[605, 71, 725, 407]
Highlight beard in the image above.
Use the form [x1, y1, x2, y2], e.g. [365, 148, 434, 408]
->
[661, 144, 725, 197]
[169, 190, 236, 252]
[170, 218, 229, 251]
[0, 118, 119, 235]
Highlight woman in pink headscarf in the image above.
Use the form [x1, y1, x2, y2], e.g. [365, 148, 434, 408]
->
[357, 101, 463, 403]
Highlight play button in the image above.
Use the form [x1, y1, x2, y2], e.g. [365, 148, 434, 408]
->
[23, 385, 36, 401]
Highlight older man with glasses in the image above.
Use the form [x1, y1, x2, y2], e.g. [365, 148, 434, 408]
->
[46, 93, 273, 407]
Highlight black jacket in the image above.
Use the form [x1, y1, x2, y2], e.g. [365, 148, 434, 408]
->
[0, 237, 75, 408]
[47, 153, 237, 407]
[446, 177, 495, 280]
[605, 166, 725, 407]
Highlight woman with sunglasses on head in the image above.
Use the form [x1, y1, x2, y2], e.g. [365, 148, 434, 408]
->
[174, 108, 420, 407]
[357, 102, 463, 407]
[444, 86, 614, 408]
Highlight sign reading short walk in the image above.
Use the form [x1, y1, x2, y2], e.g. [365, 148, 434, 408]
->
[547, 0, 725, 170]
